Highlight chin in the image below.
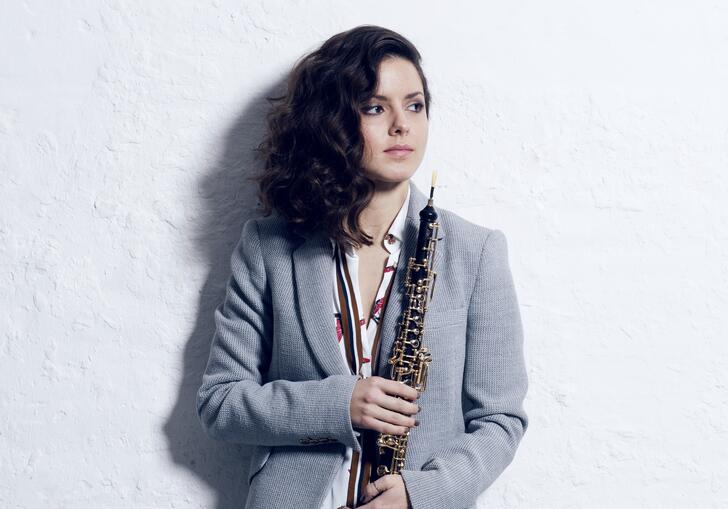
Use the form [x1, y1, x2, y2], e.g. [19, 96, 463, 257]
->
[367, 167, 415, 179]
[368, 177, 415, 190]
[373, 165, 419, 179]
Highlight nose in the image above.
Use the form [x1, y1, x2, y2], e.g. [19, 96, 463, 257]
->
[389, 110, 410, 136]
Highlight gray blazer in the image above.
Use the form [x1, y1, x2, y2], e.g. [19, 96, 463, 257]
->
[196, 180, 529, 509]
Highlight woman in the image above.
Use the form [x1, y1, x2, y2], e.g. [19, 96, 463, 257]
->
[196, 25, 528, 509]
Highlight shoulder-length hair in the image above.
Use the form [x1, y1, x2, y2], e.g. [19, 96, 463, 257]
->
[250, 25, 431, 251]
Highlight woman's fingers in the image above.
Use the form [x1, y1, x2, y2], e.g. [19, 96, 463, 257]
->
[362, 404, 419, 435]
[360, 414, 409, 436]
[351, 376, 421, 434]
[378, 392, 419, 417]
[380, 377, 419, 401]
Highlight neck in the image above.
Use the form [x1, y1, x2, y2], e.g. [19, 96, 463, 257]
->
[358, 180, 409, 245]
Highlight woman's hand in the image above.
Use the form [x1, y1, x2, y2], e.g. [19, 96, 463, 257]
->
[350, 376, 420, 435]
[336, 474, 412, 509]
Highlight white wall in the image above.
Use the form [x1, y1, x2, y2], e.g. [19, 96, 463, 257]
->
[2, 1, 726, 508]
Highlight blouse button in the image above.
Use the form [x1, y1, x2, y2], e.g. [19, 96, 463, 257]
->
[386, 233, 395, 244]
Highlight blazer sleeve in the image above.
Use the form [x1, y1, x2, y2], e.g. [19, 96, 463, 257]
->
[195, 218, 361, 451]
[400, 228, 529, 509]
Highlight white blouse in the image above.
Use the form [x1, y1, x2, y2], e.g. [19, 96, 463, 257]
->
[320, 185, 410, 508]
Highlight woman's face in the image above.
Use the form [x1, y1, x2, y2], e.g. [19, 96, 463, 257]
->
[359, 57, 429, 186]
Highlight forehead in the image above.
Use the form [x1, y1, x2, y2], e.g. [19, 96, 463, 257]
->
[374, 57, 423, 95]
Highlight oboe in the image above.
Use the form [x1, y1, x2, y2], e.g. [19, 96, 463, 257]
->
[372, 170, 440, 480]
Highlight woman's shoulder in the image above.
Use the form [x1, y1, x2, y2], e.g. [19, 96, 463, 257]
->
[240, 213, 306, 253]
[434, 208, 516, 303]
[246, 214, 289, 237]
[436, 206, 508, 256]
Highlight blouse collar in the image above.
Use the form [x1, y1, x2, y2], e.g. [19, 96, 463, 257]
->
[330, 184, 411, 257]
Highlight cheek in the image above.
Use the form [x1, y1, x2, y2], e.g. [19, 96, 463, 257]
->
[361, 124, 378, 145]
[360, 127, 381, 160]
[361, 133, 375, 161]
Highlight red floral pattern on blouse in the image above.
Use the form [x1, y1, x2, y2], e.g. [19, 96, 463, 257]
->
[334, 313, 343, 342]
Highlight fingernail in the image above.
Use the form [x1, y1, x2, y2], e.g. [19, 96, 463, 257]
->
[417, 407, 422, 413]
[415, 420, 420, 426]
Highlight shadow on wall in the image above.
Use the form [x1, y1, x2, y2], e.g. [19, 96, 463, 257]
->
[163, 78, 286, 509]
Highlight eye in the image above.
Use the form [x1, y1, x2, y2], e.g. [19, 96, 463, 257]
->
[362, 104, 383, 115]
[362, 102, 425, 115]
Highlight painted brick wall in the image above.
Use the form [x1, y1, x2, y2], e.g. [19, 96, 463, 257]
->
[2, 2, 726, 508]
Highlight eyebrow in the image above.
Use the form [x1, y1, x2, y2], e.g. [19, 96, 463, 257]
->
[372, 91, 424, 101]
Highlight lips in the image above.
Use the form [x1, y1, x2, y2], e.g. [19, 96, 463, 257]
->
[384, 145, 413, 158]
[385, 149, 413, 157]
[385, 145, 413, 152]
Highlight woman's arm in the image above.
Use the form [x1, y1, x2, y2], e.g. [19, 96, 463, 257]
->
[196, 218, 362, 452]
[400, 228, 529, 509]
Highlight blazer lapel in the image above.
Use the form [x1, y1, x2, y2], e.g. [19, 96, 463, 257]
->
[292, 228, 349, 378]
[291, 179, 444, 380]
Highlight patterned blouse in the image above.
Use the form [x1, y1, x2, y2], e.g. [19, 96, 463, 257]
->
[319, 185, 410, 509]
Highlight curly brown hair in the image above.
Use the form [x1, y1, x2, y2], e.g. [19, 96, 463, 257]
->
[250, 25, 431, 251]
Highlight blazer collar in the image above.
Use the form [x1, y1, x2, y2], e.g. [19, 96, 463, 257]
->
[291, 179, 444, 378]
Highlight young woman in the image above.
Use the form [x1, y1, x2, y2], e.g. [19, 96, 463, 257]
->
[196, 25, 529, 509]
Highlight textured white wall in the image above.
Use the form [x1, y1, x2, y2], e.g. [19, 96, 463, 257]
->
[2, 1, 727, 508]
